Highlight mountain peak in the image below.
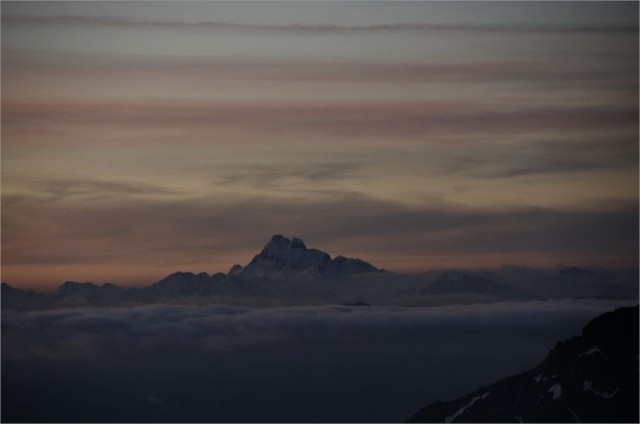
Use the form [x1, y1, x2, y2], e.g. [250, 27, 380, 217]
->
[228, 264, 243, 274]
[262, 234, 306, 253]
[234, 235, 379, 281]
[291, 237, 306, 249]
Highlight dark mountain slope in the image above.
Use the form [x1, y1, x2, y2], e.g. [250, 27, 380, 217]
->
[408, 305, 639, 423]
[1, 283, 49, 310]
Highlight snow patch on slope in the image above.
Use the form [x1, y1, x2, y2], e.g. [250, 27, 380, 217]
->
[579, 346, 601, 357]
[548, 384, 562, 400]
[583, 381, 619, 399]
[444, 392, 490, 423]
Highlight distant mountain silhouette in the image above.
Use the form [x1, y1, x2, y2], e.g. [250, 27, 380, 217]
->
[408, 305, 639, 423]
[420, 273, 523, 299]
[548, 267, 634, 299]
[1, 282, 50, 310]
[51, 281, 129, 308]
[2, 238, 637, 311]
[150, 271, 226, 296]
[228, 234, 380, 281]
[1, 235, 382, 310]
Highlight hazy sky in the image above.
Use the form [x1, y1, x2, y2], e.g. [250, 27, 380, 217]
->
[2, 1, 638, 288]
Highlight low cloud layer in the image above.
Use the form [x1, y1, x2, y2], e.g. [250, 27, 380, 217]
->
[3, 300, 634, 360]
[2, 300, 634, 422]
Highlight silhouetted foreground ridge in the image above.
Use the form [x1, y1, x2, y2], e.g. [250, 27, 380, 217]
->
[408, 305, 639, 423]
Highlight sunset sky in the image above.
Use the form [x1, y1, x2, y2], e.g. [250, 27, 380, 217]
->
[2, 1, 638, 289]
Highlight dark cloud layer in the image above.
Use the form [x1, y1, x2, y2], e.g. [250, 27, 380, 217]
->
[214, 162, 361, 187]
[2, 300, 633, 422]
[440, 137, 639, 178]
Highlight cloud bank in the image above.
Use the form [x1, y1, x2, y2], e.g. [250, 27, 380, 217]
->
[2, 300, 634, 422]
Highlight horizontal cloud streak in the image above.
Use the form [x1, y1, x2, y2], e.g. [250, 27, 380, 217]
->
[4, 101, 637, 144]
[4, 15, 638, 34]
[5, 54, 637, 89]
[214, 162, 361, 187]
[438, 137, 638, 178]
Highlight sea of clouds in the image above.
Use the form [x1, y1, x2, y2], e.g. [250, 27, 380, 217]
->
[2, 299, 635, 422]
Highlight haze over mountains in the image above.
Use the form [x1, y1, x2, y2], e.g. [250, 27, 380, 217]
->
[2, 235, 637, 310]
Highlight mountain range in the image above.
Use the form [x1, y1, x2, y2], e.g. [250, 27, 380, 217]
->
[1, 235, 637, 310]
[419, 273, 524, 298]
[408, 305, 639, 423]
[1, 235, 383, 309]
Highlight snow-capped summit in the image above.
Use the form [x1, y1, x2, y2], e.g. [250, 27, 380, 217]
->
[231, 235, 380, 281]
